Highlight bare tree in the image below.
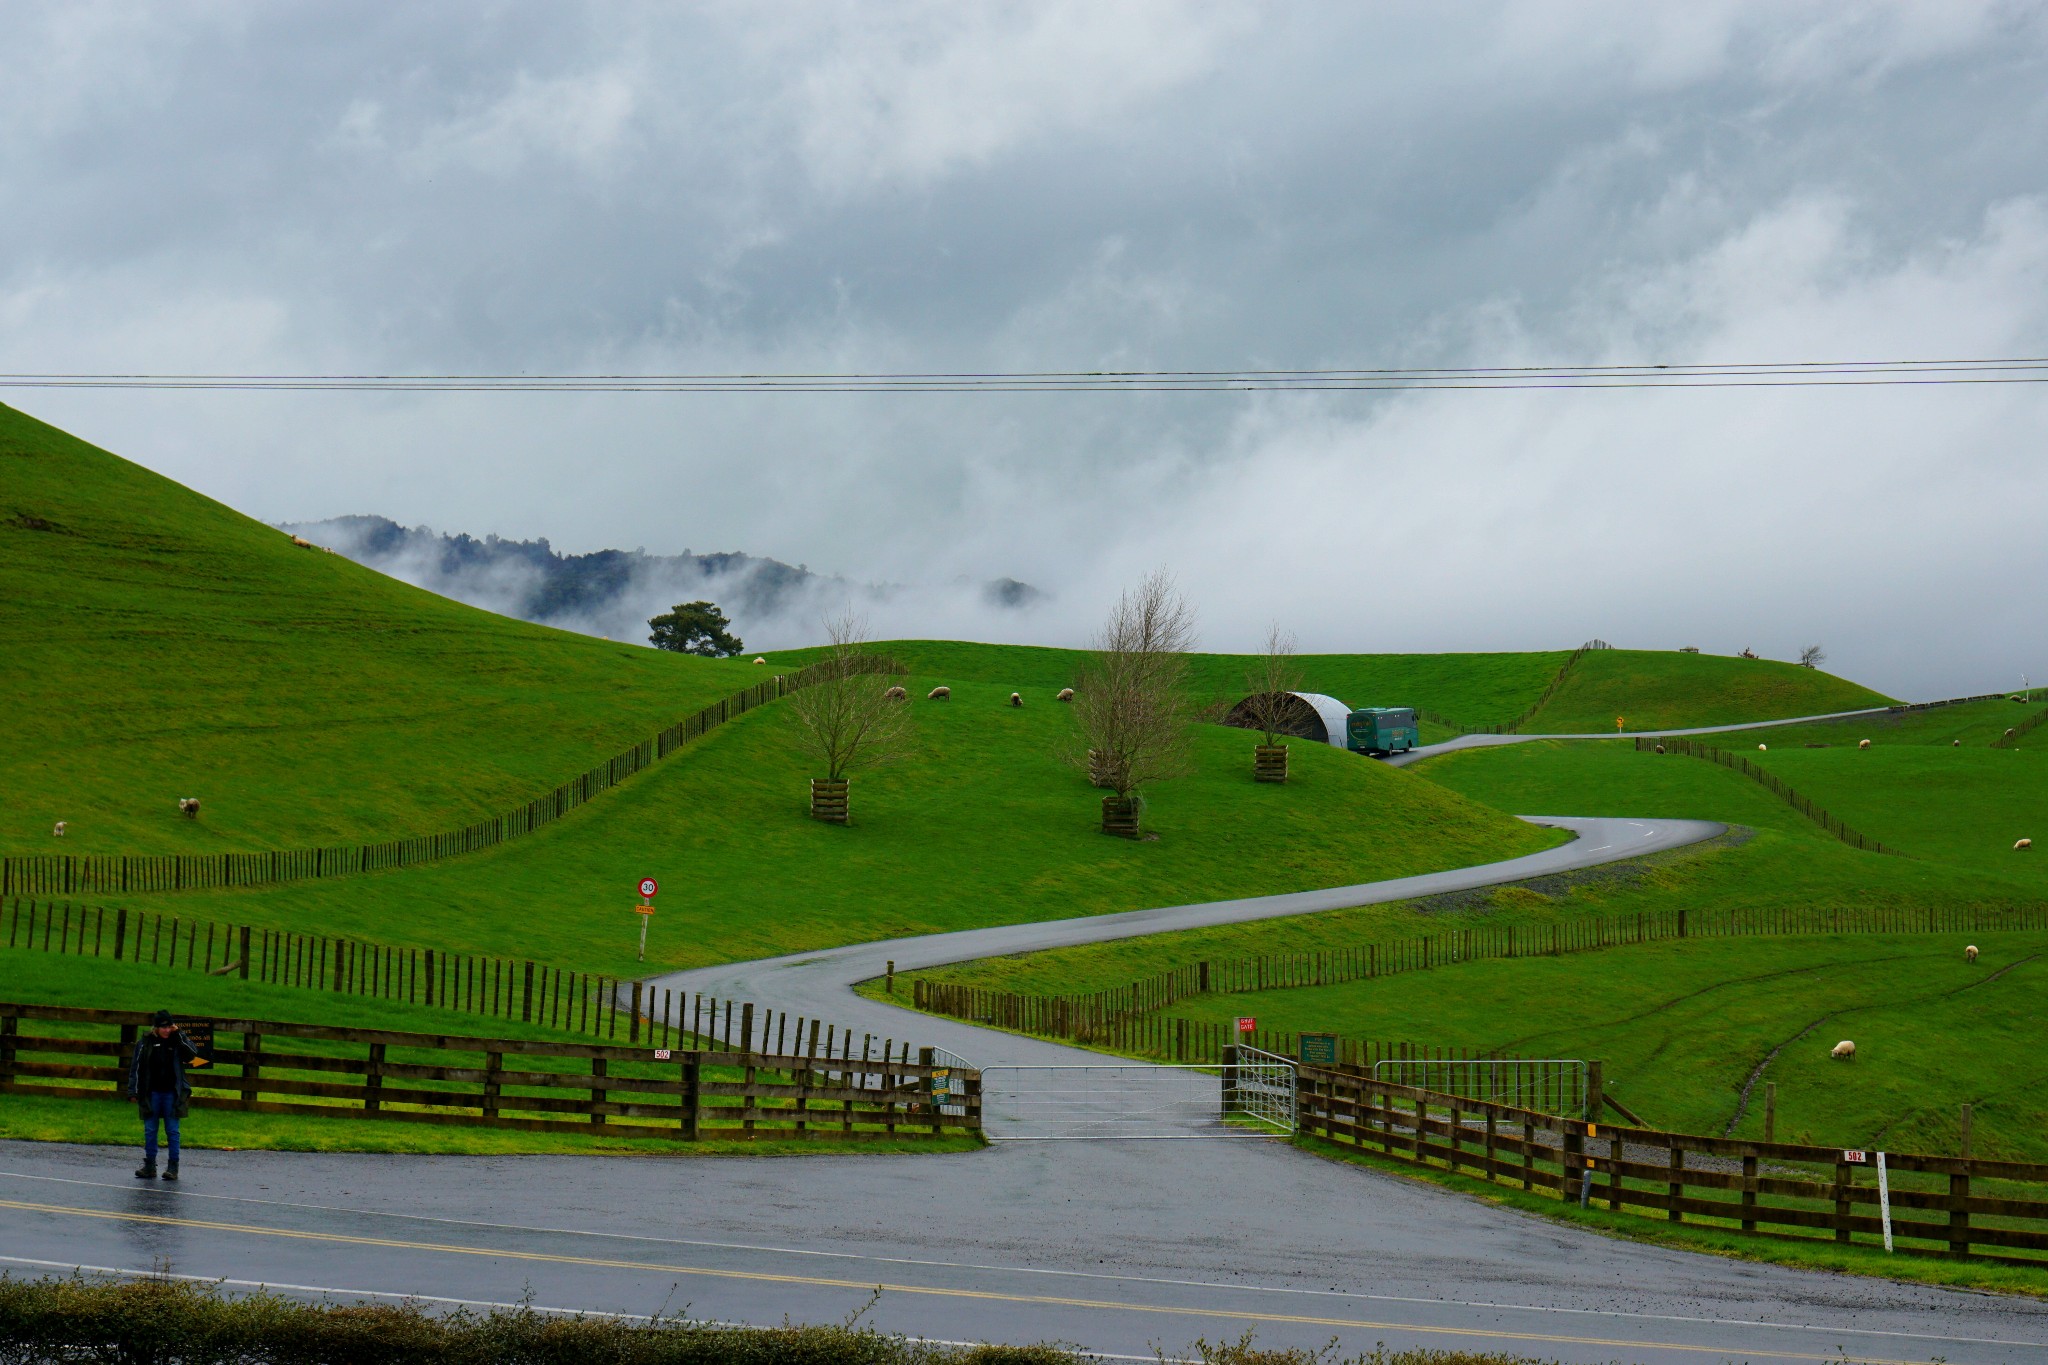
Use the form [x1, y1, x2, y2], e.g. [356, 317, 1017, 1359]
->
[1237, 624, 1303, 782]
[1069, 571, 1198, 836]
[1799, 644, 1826, 669]
[785, 613, 912, 823]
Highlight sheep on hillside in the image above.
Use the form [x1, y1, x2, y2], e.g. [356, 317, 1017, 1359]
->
[290, 535, 312, 549]
[883, 685, 907, 701]
[178, 798, 201, 819]
[1953, 740, 1962, 747]
[753, 657, 766, 664]
[51, 821, 65, 838]
[927, 686, 950, 701]
[1758, 743, 1768, 752]
[1009, 692, 1023, 707]
[1653, 744, 1666, 754]
[1858, 739, 1871, 749]
[1831, 1040, 1856, 1061]
[2019, 838, 2035, 851]
[1966, 944, 1980, 963]
[2006, 728, 2018, 738]
[1056, 688, 1075, 702]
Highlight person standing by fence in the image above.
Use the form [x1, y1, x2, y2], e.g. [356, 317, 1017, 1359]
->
[127, 1010, 199, 1181]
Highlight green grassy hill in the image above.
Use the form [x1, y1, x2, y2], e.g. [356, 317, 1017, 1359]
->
[0, 403, 760, 855]
[1159, 932, 2048, 1161]
[39, 680, 1565, 974]
[1523, 649, 1892, 733]
[841, 640, 1574, 729]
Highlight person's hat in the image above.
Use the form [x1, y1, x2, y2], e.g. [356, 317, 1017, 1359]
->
[152, 1010, 175, 1028]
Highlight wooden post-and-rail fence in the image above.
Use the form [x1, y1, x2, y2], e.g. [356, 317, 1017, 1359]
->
[1294, 1061, 2048, 1266]
[0, 1003, 980, 1144]
[1, 657, 904, 900]
[914, 902, 2048, 1062]
[1638, 736, 1891, 852]
[2, 897, 916, 1071]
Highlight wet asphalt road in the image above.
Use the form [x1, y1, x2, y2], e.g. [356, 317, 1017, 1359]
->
[7, 1135, 2047, 1364]
[9, 807, 2048, 1358]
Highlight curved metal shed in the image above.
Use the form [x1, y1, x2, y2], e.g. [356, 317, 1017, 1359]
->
[1221, 691, 1353, 749]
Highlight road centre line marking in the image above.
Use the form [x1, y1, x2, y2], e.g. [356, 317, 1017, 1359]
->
[7, 1170, 2035, 1349]
[0, 1257, 1178, 1364]
[0, 1198, 1945, 1363]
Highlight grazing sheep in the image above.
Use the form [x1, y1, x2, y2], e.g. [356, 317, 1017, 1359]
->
[1858, 738, 1871, 749]
[927, 686, 950, 701]
[1830, 1040, 1856, 1061]
[1757, 743, 1768, 752]
[882, 685, 907, 701]
[1966, 944, 1980, 963]
[1056, 687, 1075, 702]
[1953, 739, 1961, 747]
[753, 656, 766, 664]
[2019, 838, 2035, 851]
[1653, 744, 1666, 754]
[2006, 728, 2018, 738]
[178, 797, 201, 819]
[290, 535, 312, 549]
[1009, 692, 1023, 707]
[51, 821, 66, 838]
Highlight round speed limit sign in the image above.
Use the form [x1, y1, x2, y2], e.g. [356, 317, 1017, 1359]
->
[637, 877, 659, 899]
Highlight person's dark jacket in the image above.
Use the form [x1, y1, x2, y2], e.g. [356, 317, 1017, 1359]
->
[127, 1030, 201, 1119]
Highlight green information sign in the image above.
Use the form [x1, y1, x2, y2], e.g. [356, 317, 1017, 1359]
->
[1298, 1032, 1339, 1066]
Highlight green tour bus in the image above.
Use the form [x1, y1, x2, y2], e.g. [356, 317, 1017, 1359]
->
[1347, 707, 1419, 756]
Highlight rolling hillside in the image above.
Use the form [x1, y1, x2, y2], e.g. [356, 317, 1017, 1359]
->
[0, 403, 760, 855]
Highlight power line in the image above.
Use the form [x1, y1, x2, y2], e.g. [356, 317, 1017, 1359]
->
[3, 357, 2047, 393]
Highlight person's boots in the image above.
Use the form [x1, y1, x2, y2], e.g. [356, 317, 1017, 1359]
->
[161, 1163, 179, 1182]
[133, 1160, 156, 1179]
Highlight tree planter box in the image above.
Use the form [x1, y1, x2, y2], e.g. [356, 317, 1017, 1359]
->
[1087, 749, 1114, 789]
[1254, 744, 1289, 783]
[810, 778, 850, 824]
[1100, 795, 1141, 838]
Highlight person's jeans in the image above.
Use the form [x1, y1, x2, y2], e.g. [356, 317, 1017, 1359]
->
[142, 1092, 180, 1166]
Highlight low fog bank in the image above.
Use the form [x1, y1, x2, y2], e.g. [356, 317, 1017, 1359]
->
[277, 515, 1051, 652]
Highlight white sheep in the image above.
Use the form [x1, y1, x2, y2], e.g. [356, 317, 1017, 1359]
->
[1952, 739, 1961, 748]
[1831, 1040, 1856, 1061]
[753, 656, 766, 665]
[1653, 743, 1666, 754]
[1009, 692, 1023, 707]
[882, 685, 907, 701]
[1056, 687, 1075, 702]
[2018, 838, 2034, 851]
[928, 686, 950, 701]
[1966, 944, 1980, 963]
[178, 797, 201, 819]
[1758, 743, 1768, 752]
[290, 535, 312, 549]
[51, 821, 66, 838]
[1858, 739, 1870, 750]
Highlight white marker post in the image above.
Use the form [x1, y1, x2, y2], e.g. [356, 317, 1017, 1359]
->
[1876, 1151, 1894, 1252]
[634, 877, 659, 961]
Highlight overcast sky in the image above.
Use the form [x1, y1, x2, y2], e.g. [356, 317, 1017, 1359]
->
[5, 2, 2047, 697]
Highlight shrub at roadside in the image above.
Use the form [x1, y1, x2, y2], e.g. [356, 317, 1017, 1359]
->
[0, 1276, 1583, 1365]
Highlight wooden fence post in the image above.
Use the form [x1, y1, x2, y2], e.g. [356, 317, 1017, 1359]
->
[0, 1012, 16, 1088]
[240, 1031, 261, 1110]
[483, 1050, 502, 1120]
[590, 1056, 607, 1126]
[238, 925, 252, 980]
[365, 1042, 386, 1112]
[1952, 1102, 1974, 1256]
[630, 981, 643, 1043]
[113, 907, 128, 961]
[522, 961, 535, 1023]
[681, 1054, 700, 1140]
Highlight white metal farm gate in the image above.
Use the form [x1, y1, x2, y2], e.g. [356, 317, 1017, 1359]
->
[976, 1047, 1295, 1141]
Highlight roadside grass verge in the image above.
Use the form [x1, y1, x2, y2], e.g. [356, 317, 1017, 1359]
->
[1291, 1135, 2048, 1298]
[63, 688, 1564, 976]
[1523, 649, 1891, 733]
[0, 951, 977, 1157]
[0, 402, 761, 857]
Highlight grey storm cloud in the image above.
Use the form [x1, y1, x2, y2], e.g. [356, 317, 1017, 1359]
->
[4, 2, 2047, 693]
